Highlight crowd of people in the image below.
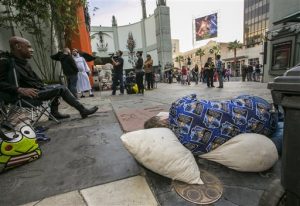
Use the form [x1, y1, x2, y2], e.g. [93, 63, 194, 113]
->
[174, 55, 228, 88]
[108, 51, 263, 95]
[111, 50, 158, 96]
[241, 60, 262, 82]
[172, 56, 262, 88]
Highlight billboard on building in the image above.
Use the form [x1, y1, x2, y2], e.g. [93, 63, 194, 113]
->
[195, 13, 218, 41]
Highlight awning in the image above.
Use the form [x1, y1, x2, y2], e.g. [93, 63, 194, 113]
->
[273, 11, 300, 25]
[222, 55, 248, 61]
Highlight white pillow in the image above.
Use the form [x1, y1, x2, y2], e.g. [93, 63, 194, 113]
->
[200, 133, 278, 172]
[120, 128, 204, 184]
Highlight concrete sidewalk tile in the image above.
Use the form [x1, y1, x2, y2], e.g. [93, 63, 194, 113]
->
[20, 191, 86, 206]
[81, 176, 157, 206]
[115, 106, 166, 132]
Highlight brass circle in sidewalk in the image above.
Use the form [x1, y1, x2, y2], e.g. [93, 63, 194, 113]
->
[173, 170, 223, 205]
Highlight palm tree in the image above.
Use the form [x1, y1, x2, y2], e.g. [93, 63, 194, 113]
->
[195, 48, 205, 68]
[227, 40, 243, 76]
[175, 55, 184, 68]
[209, 44, 221, 59]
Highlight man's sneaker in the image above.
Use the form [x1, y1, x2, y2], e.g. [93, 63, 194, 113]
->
[89, 94, 94, 97]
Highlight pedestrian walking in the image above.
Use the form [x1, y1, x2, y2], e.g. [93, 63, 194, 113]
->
[187, 68, 191, 85]
[254, 62, 261, 82]
[192, 64, 199, 85]
[215, 55, 223, 88]
[225, 68, 230, 81]
[168, 69, 173, 84]
[181, 66, 187, 85]
[241, 60, 247, 82]
[200, 67, 205, 83]
[247, 64, 253, 81]
[204, 57, 215, 88]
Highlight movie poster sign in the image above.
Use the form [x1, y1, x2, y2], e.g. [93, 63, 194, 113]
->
[195, 13, 218, 41]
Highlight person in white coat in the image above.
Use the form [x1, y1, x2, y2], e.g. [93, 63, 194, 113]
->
[72, 49, 94, 98]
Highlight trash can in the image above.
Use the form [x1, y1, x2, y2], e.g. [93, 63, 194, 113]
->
[268, 65, 300, 206]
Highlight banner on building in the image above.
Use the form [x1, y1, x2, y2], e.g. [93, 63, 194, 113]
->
[195, 13, 218, 41]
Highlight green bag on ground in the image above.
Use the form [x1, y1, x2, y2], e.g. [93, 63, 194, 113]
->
[0, 124, 42, 172]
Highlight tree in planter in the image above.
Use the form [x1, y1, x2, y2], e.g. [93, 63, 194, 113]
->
[195, 48, 205, 68]
[227, 40, 243, 76]
[0, 0, 85, 82]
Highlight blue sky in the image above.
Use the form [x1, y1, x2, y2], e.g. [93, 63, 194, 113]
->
[88, 0, 244, 52]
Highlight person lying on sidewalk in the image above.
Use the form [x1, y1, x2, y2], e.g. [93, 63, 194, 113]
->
[0, 36, 98, 119]
[145, 94, 279, 155]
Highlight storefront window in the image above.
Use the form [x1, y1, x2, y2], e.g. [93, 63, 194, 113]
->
[271, 41, 292, 70]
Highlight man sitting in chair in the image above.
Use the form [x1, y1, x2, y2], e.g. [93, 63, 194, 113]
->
[0, 36, 98, 119]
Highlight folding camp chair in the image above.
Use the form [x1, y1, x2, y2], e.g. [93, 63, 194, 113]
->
[0, 92, 60, 127]
[16, 98, 60, 126]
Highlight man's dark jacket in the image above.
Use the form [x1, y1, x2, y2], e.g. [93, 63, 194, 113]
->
[0, 56, 44, 94]
[51, 52, 78, 76]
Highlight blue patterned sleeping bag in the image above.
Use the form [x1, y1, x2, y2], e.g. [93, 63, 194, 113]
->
[169, 94, 278, 155]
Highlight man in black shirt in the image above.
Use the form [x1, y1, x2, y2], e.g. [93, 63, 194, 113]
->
[51, 48, 78, 98]
[0, 36, 98, 119]
[204, 57, 215, 88]
[247, 64, 253, 81]
[111, 50, 124, 95]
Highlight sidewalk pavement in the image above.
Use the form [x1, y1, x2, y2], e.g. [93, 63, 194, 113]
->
[1, 81, 280, 206]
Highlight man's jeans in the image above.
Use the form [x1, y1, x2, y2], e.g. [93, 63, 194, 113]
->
[37, 85, 83, 111]
[217, 72, 223, 87]
[67, 75, 78, 98]
[112, 72, 124, 94]
[145, 72, 154, 89]
[0, 85, 84, 113]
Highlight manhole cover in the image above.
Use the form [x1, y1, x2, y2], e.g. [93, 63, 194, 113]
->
[173, 170, 223, 205]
